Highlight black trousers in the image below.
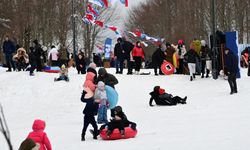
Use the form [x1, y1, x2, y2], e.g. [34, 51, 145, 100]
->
[5, 54, 16, 71]
[176, 59, 184, 74]
[107, 120, 125, 133]
[228, 72, 237, 92]
[134, 57, 142, 72]
[82, 115, 98, 136]
[201, 60, 210, 76]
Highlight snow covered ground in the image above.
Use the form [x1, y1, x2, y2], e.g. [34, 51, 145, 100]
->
[1, 67, 250, 150]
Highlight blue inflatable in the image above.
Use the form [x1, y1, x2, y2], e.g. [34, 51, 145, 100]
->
[105, 85, 118, 109]
[43, 66, 60, 73]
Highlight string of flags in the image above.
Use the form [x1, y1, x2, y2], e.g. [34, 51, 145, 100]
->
[83, 0, 163, 46]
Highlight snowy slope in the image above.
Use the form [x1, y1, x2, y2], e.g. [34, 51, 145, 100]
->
[1, 67, 250, 150]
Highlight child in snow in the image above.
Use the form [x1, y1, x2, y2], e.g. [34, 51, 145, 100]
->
[106, 106, 128, 137]
[54, 64, 69, 82]
[27, 119, 52, 150]
[94, 81, 109, 124]
[149, 86, 187, 106]
[18, 138, 40, 150]
[81, 71, 99, 141]
[89, 105, 137, 137]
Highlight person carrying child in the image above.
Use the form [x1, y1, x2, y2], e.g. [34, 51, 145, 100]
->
[54, 64, 69, 82]
[94, 81, 109, 124]
[27, 119, 52, 150]
[149, 86, 187, 106]
[81, 71, 99, 141]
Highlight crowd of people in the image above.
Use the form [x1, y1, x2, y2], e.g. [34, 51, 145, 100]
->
[1, 35, 248, 149]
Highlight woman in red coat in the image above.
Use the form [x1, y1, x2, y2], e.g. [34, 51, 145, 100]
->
[27, 119, 52, 150]
[132, 41, 145, 74]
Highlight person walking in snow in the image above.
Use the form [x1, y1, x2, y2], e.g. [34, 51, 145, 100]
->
[224, 48, 238, 95]
[94, 81, 109, 124]
[149, 86, 187, 106]
[184, 47, 200, 81]
[132, 41, 145, 74]
[27, 119, 52, 150]
[81, 70, 99, 141]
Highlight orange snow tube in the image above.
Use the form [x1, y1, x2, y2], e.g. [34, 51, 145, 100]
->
[161, 61, 175, 75]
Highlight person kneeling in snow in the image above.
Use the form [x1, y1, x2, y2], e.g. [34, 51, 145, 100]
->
[149, 86, 187, 106]
[54, 64, 69, 82]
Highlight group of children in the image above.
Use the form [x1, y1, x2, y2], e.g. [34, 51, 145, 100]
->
[80, 64, 137, 141]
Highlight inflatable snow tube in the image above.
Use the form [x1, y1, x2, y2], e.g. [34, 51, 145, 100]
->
[100, 127, 137, 140]
[105, 85, 118, 109]
[43, 66, 60, 73]
[161, 61, 175, 75]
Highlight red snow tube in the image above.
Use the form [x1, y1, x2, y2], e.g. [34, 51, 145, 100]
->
[161, 61, 175, 75]
[44, 70, 60, 73]
[100, 127, 137, 140]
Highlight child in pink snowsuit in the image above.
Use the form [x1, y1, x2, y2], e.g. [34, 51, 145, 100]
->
[27, 119, 52, 150]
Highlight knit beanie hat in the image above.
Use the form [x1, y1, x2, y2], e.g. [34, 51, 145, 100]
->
[158, 88, 165, 95]
[89, 62, 97, 69]
[98, 68, 107, 76]
[18, 138, 36, 150]
[97, 81, 105, 91]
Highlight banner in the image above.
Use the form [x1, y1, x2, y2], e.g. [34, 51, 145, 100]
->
[104, 38, 112, 60]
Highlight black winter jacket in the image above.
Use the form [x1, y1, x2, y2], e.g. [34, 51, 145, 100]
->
[81, 91, 98, 116]
[152, 48, 166, 66]
[184, 49, 200, 63]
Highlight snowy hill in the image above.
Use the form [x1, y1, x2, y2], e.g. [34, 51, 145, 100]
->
[1, 67, 250, 150]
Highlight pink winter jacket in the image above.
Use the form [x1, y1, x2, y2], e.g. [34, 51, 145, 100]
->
[83, 72, 96, 92]
[27, 119, 52, 150]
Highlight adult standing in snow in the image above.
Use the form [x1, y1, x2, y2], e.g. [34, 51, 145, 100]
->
[224, 48, 238, 94]
[114, 37, 125, 74]
[176, 40, 186, 74]
[200, 40, 212, 78]
[132, 41, 145, 75]
[33, 40, 44, 71]
[58, 45, 69, 67]
[122, 39, 135, 75]
[184, 47, 200, 81]
[76, 53, 86, 74]
[152, 43, 166, 75]
[48, 46, 59, 66]
[97, 67, 118, 89]
[28, 47, 36, 76]
[3, 35, 16, 72]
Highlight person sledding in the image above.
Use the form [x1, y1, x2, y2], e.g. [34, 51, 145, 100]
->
[54, 64, 69, 82]
[149, 86, 187, 106]
[89, 106, 137, 139]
